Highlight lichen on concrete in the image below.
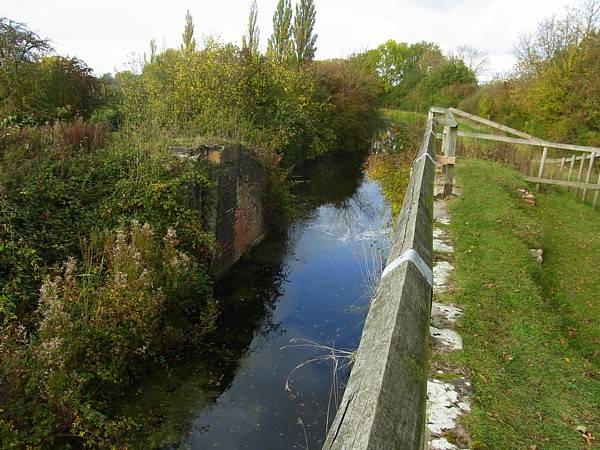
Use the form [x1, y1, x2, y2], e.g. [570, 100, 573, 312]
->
[430, 326, 463, 351]
[431, 301, 462, 327]
[427, 167, 471, 450]
[433, 261, 454, 294]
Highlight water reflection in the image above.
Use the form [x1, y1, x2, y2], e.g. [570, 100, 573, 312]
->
[183, 170, 391, 449]
[118, 154, 392, 450]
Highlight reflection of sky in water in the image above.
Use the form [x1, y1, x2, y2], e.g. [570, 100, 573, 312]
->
[184, 178, 391, 449]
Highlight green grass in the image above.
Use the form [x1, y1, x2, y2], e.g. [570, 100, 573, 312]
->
[446, 158, 600, 449]
[380, 108, 426, 126]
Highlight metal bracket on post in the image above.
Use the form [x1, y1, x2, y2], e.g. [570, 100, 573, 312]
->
[381, 248, 433, 286]
[414, 153, 435, 166]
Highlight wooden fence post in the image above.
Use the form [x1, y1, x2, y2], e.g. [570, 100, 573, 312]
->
[593, 170, 600, 210]
[441, 126, 449, 177]
[582, 152, 596, 202]
[559, 157, 566, 179]
[576, 154, 587, 197]
[536, 147, 548, 191]
[443, 116, 458, 196]
[567, 155, 576, 192]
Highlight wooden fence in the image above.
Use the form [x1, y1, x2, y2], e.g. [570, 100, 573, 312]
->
[323, 111, 436, 450]
[322, 106, 599, 450]
[431, 107, 600, 209]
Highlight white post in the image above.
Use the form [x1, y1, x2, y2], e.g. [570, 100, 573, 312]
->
[536, 147, 548, 192]
[582, 152, 596, 202]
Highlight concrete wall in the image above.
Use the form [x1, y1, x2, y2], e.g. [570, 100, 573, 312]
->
[323, 115, 436, 450]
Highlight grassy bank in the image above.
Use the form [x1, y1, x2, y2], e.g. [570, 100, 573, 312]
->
[445, 158, 599, 449]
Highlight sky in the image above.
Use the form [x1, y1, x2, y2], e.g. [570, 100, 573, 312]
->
[3, 0, 575, 79]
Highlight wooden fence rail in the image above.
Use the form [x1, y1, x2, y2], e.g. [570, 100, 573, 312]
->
[432, 107, 600, 209]
[322, 106, 597, 450]
[323, 112, 436, 450]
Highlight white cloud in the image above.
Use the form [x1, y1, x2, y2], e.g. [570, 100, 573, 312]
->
[3, 0, 575, 76]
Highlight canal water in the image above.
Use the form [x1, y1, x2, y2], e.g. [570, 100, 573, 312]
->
[121, 156, 392, 449]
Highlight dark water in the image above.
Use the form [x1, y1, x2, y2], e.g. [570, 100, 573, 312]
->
[120, 156, 392, 449]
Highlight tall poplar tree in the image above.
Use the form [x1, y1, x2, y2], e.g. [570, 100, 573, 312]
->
[242, 1, 260, 55]
[181, 10, 196, 52]
[292, 0, 317, 64]
[267, 0, 293, 62]
[149, 38, 157, 63]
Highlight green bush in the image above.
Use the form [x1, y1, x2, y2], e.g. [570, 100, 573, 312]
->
[313, 58, 383, 153]
[89, 107, 122, 130]
[0, 223, 216, 448]
[0, 122, 215, 323]
[117, 42, 379, 165]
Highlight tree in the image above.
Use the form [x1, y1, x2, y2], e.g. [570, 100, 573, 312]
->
[0, 17, 51, 117]
[292, 0, 317, 65]
[181, 10, 196, 52]
[376, 40, 443, 88]
[267, 0, 293, 62]
[149, 38, 157, 63]
[402, 59, 476, 111]
[36, 56, 101, 120]
[448, 45, 489, 79]
[373, 40, 444, 107]
[242, 1, 260, 55]
[0, 17, 51, 67]
[514, 1, 599, 76]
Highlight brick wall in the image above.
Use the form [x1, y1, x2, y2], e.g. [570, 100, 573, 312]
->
[213, 145, 269, 278]
[170, 143, 270, 279]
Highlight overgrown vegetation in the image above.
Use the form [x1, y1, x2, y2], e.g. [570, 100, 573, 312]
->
[0, 120, 218, 447]
[0, 2, 383, 446]
[458, 1, 600, 145]
[443, 159, 599, 449]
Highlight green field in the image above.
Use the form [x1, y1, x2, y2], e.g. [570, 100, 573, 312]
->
[445, 159, 599, 449]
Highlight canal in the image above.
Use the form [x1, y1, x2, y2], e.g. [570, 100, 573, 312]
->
[121, 155, 392, 449]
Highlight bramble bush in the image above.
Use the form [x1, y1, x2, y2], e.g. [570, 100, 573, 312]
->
[0, 121, 215, 323]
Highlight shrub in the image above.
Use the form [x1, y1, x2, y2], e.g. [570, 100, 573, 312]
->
[0, 223, 217, 448]
[0, 123, 215, 322]
[56, 119, 109, 152]
[313, 59, 383, 153]
[89, 107, 122, 130]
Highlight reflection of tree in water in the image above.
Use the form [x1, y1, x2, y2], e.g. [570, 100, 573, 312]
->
[293, 151, 367, 208]
[326, 183, 392, 309]
[214, 234, 290, 350]
[327, 187, 388, 238]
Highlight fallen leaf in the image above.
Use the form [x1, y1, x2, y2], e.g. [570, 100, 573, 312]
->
[576, 426, 595, 446]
